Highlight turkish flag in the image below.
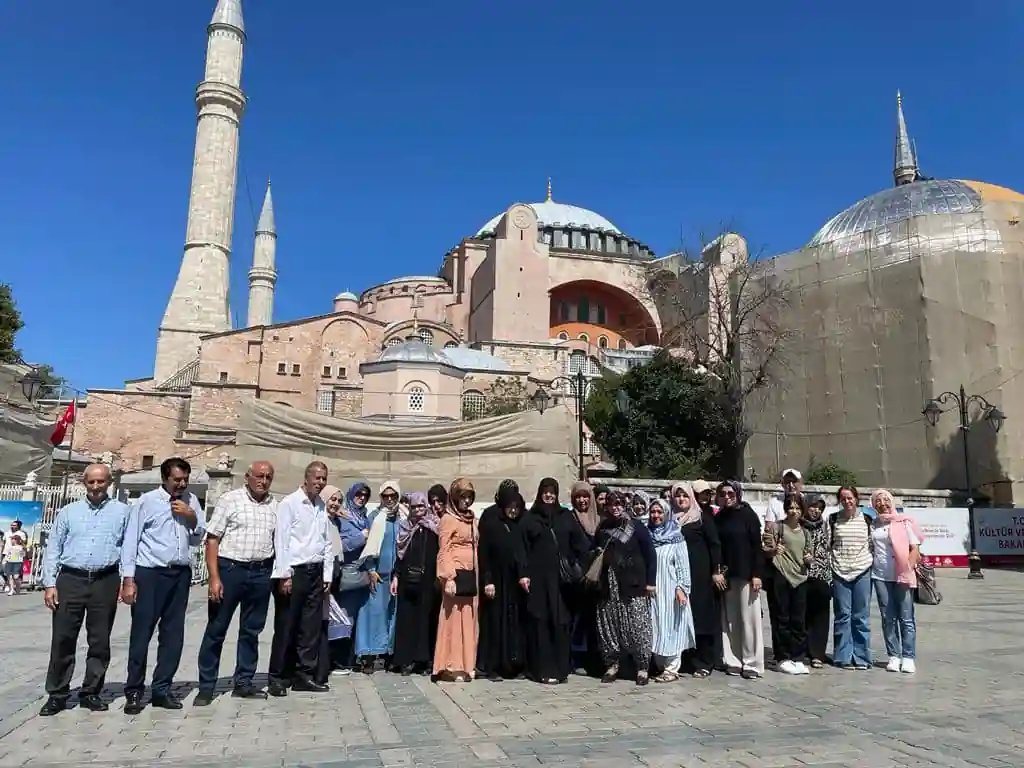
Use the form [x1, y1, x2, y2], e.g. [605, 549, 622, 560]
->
[50, 401, 76, 446]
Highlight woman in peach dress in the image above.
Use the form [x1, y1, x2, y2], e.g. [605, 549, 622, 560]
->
[433, 478, 479, 682]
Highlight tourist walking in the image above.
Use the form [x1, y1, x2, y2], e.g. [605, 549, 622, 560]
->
[195, 461, 278, 705]
[476, 479, 528, 680]
[391, 491, 442, 674]
[870, 489, 923, 674]
[121, 457, 205, 714]
[715, 480, 765, 680]
[353, 481, 403, 672]
[433, 478, 479, 682]
[672, 481, 723, 678]
[518, 479, 589, 684]
[268, 461, 333, 696]
[801, 496, 832, 668]
[647, 497, 695, 682]
[830, 486, 874, 669]
[594, 491, 657, 685]
[38, 464, 130, 716]
[766, 493, 812, 675]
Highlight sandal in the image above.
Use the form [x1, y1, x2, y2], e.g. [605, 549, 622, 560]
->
[653, 672, 678, 683]
[810, 659, 824, 669]
[636, 672, 649, 686]
[601, 666, 619, 683]
[692, 669, 711, 678]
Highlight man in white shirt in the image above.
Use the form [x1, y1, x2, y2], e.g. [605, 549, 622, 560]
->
[268, 461, 332, 696]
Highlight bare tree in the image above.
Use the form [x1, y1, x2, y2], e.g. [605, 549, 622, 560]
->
[639, 228, 794, 477]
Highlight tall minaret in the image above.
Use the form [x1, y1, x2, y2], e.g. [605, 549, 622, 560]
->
[893, 90, 919, 187]
[246, 181, 277, 326]
[153, 0, 247, 382]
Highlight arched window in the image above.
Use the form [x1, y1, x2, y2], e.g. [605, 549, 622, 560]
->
[386, 337, 403, 348]
[557, 332, 569, 341]
[418, 328, 434, 346]
[408, 386, 425, 413]
[577, 296, 590, 323]
[578, 333, 589, 343]
[444, 341, 459, 349]
[585, 355, 600, 376]
[598, 336, 609, 348]
[617, 338, 628, 350]
[568, 351, 586, 375]
[597, 304, 607, 325]
[559, 301, 570, 322]
[461, 390, 486, 420]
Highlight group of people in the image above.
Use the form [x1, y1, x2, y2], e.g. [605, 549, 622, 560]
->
[36, 458, 927, 718]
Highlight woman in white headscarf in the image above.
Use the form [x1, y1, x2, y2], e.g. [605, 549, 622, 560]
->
[353, 480, 405, 672]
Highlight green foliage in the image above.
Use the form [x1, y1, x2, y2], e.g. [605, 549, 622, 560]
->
[805, 458, 858, 487]
[0, 283, 23, 365]
[465, 376, 530, 420]
[583, 352, 736, 478]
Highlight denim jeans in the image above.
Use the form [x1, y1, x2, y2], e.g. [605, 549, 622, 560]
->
[197, 558, 273, 691]
[832, 570, 872, 666]
[873, 579, 916, 660]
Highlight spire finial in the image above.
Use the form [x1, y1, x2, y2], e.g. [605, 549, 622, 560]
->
[256, 179, 276, 235]
[546, 176, 553, 202]
[893, 89, 918, 187]
[412, 311, 419, 333]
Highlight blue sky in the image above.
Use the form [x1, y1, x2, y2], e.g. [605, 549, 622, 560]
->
[2, 0, 1022, 391]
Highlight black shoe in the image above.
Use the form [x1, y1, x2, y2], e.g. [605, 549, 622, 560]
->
[39, 697, 67, 717]
[79, 694, 108, 712]
[123, 691, 145, 715]
[193, 691, 215, 707]
[232, 686, 268, 700]
[291, 676, 329, 693]
[400, 665, 414, 676]
[151, 693, 183, 710]
[268, 682, 288, 697]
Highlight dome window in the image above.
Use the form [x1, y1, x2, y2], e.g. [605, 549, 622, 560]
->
[618, 338, 628, 350]
[444, 341, 458, 349]
[386, 338, 403, 348]
[557, 332, 569, 341]
[418, 328, 434, 346]
[578, 333, 589, 343]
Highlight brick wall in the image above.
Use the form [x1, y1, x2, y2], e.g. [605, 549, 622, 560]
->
[76, 391, 188, 471]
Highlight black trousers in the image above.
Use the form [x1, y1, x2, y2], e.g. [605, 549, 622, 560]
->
[804, 577, 832, 662]
[269, 563, 324, 683]
[763, 570, 782, 661]
[125, 565, 191, 697]
[197, 557, 273, 691]
[770, 575, 808, 663]
[44, 568, 120, 699]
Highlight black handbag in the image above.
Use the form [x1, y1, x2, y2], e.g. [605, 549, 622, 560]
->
[453, 519, 478, 597]
[552, 529, 582, 585]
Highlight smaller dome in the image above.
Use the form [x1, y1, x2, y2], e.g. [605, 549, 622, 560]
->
[335, 291, 358, 301]
[378, 340, 449, 365]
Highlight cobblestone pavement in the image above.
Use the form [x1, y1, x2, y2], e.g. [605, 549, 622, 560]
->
[0, 569, 1020, 767]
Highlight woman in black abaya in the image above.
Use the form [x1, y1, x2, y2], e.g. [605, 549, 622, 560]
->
[517, 478, 591, 684]
[476, 480, 528, 680]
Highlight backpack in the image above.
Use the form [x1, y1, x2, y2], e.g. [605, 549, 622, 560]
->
[914, 561, 942, 605]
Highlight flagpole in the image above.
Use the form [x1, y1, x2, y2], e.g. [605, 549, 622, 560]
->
[59, 396, 77, 512]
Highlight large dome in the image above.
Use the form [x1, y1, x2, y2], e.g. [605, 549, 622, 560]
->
[378, 340, 449, 365]
[477, 200, 621, 236]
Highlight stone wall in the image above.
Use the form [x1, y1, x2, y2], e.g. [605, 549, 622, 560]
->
[75, 390, 189, 471]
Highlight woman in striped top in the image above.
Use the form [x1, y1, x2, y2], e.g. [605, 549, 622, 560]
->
[647, 498, 695, 682]
[829, 486, 874, 670]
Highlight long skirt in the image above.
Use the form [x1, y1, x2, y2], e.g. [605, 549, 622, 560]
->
[432, 594, 478, 678]
[595, 570, 653, 671]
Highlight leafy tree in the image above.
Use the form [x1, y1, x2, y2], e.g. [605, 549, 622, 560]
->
[465, 376, 531, 420]
[583, 352, 734, 478]
[805, 459, 859, 487]
[0, 283, 23, 365]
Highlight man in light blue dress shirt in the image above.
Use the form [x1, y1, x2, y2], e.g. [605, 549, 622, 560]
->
[38, 464, 130, 717]
[120, 457, 205, 715]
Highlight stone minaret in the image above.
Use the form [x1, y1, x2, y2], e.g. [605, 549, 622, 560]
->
[246, 181, 277, 326]
[893, 90, 919, 187]
[153, 0, 247, 382]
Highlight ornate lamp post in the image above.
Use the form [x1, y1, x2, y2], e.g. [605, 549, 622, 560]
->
[532, 369, 589, 481]
[19, 367, 44, 403]
[922, 385, 1006, 579]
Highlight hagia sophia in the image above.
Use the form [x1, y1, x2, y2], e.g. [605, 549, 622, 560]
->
[75, 0, 1024, 501]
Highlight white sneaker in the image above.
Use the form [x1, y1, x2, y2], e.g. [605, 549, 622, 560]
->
[794, 662, 811, 675]
[331, 668, 352, 676]
[778, 660, 800, 675]
[900, 659, 916, 674]
[886, 657, 901, 672]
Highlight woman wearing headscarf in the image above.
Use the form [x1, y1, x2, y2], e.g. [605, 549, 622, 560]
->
[647, 497, 695, 682]
[428, 484, 448, 519]
[476, 479, 528, 680]
[801, 495, 832, 669]
[390, 491, 442, 674]
[330, 482, 373, 675]
[516, 478, 590, 684]
[714, 480, 765, 680]
[353, 480, 405, 672]
[594, 491, 657, 685]
[565, 481, 602, 676]
[433, 478, 480, 682]
[631, 491, 651, 524]
[315, 485, 348, 682]
[670, 481, 723, 678]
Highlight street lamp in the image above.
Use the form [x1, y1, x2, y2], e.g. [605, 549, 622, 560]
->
[532, 369, 589, 481]
[19, 367, 44, 402]
[922, 384, 1006, 580]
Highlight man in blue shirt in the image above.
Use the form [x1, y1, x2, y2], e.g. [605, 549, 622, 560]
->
[120, 457, 205, 715]
[38, 463, 130, 717]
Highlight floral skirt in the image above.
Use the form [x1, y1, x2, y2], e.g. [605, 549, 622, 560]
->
[595, 570, 653, 669]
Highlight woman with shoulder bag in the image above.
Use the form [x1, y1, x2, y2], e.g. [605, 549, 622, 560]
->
[326, 482, 373, 676]
[433, 478, 480, 683]
[390, 492, 442, 675]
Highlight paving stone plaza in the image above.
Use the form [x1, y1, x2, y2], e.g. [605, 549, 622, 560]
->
[0, 569, 1019, 768]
